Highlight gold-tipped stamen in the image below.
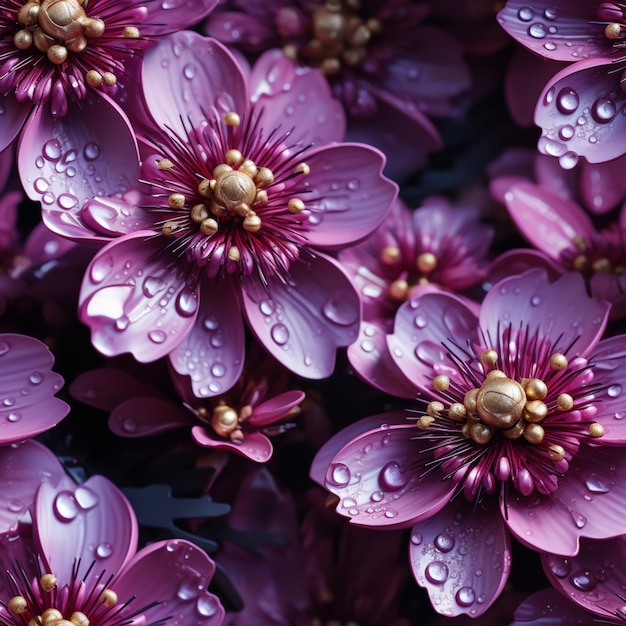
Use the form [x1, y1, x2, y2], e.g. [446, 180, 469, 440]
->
[168, 193, 185, 209]
[123, 25, 140, 38]
[588, 422, 605, 438]
[480, 349, 498, 367]
[524, 399, 548, 423]
[157, 158, 174, 171]
[548, 444, 566, 462]
[100, 589, 118, 608]
[448, 402, 467, 422]
[224, 112, 241, 126]
[416, 415, 435, 429]
[524, 378, 548, 400]
[293, 162, 311, 175]
[416, 252, 437, 274]
[469, 422, 494, 445]
[388, 279, 408, 300]
[70, 611, 90, 626]
[8, 596, 27, 614]
[556, 393, 574, 411]
[523, 423, 545, 444]
[605, 22, 622, 39]
[426, 401, 444, 417]
[550, 353, 568, 371]
[228, 246, 241, 263]
[432, 375, 450, 392]
[380, 246, 400, 264]
[40, 574, 57, 592]
[288, 198, 305, 214]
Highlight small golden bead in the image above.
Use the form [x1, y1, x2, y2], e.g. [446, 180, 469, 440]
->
[40, 573, 58, 592]
[548, 444, 566, 462]
[293, 162, 311, 175]
[42, 608, 63, 624]
[502, 420, 525, 439]
[464, 388, 479, 413]
[224, 112, 241, 126]
[524, 399, 548, 423]
[432, 375, 450, 392]
[161, 221, 177, 236]
[8, 596, 27, 614]
[469, 422, 493, 445]
[168, 193, 185, 209]
[416, 252, 437, 274]
[13, 30, 33, 50]
[190, 203, 209, 223]
[388, 279, 408, 300]
[448, 402, 467, 422]
[288, 198, 305, 214]
[123, 26, 140, 39]
[426, 401, 444, 417]
[255, 167, 274, 187]
[605, 22, 622, 39]
[243, 214, 262, 233]
[200, 218, 218, 236]
[228, 246, 241, 262]
[550, 353, 568, 371]
[523, 423, 545, 444]
[47, 44, 68, 65]
[556, 393, 574, 411]
[524, 378, 548, 400]
[100, 589, 118, 608]
[588, 422, 605, 438]
[380, 246, 400, 264]
[480, 349, 499, 367]
[416, 415, 435, 430]
[157, 158, 174, 170]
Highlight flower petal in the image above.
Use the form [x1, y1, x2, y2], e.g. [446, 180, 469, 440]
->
[112, 539, 224, 626]
[143, 0, 219, 35]
[497, 1, 606, 62]
[251, 49, 345, 146]
[535, 59, 626, 164]
[35, 475, 138, 586]
[410, 498, 511, 617]
[0, 334, 69, 443]
[142, 31, 249, 139]
[511, 588, 592, 626]
[302, 144, 398, 248]
[18, 93, 139, 240]
[580, 154, 626, 214]
[250, 390, 306, 427]
[243, 254, 360, 379]
[387, 293, 480, 397]
[318, 416, 456, 529]
[109, 397, 193, 437]
[480, 269, 609, 358]
[168, 277, 245, 398]
[0, 440, 65, 533]
[503, 182, 594, 260]
[0, 97, 30, 153]
[192, 426, 273, 462]
[504, 445, 626, 555]
[79, 232, 199, 362]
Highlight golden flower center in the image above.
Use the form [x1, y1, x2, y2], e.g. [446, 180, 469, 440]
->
[214, 170, 258, 210]
[476, 377, 526, 429]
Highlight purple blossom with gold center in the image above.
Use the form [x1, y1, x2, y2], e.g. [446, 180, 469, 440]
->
[312, 269, 626, 618]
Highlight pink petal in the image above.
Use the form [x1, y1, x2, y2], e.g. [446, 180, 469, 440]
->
[250, 49, 345, 146]
[503, 182, 595, 260]
[142, 31, 249, 139]
[22, 223, 76, 267]
[409, 498, 511, 617]
[35, 475, 138, 586]
[387, 293, 479, 397]
[204, 11, 275, 50]
[301, 143, 398, 248]
[580, 154, 626, 214]
[191, 426, 273, 462]
[168, 277, 245, 398]
[543, 536, 626, 619]
[320, 419, 456, 529]
[497, 1, 606, 62]
[480, 269, 609, 358]
[250, 390, 306, 426]
[18, 93, 139, 240]
[242, 254, 360, 379]
[348, 321, 418, 399]
[143, 0, 219, 35]
[0, 334, 69, 443]
[0, 97, 30, 153]
[535, 59, 626, 164]
[511, 588, 594, 626]
[485, 249, 564, 288]
[70, 367, 167, 411]
[112, 539, 223, 626]
[109, 397, 193, 437]
[590, 272, 626, 320]
[504, 446, 626, 556]
[0, 440, 65, 533]
[79, 232, 199, 362]
[81, 192, 153, 237]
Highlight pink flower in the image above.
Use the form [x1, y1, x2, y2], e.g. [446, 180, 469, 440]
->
[20, 31, 397, 389]
[0, 439, 224, 625]
[511, 589, 602, 625]
[205, 0, 472, 178]
[0, 333, 69, 442]
[70, 343, 305, 463]
[0, 0, 218, 151]
[311, 269, 626, 617]
[339, 197, 493, 397]
[497, 1, 626, 164]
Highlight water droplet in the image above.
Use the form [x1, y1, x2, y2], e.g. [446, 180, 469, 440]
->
[544, 87, 554, 105]
[183, 64, 196, 79]
[570, 570, 596, 591]
[341, 497, 357, 509]
[485, 534, 495, 546]
[347, 178, 360, 190]
[558, 124, 574, 140]
[517, 6, 534, 21]
[142, 275, 166, 298]
[592, 97, 616, 123]
[95, 542, 113, 559]
[360, 339, 375, 353]
[176, 286, 198, 317]
[165, 540, 178, 552]
[54, 491, 78, 521]
[456, 586, 476, 607]
[123, 418, 137, 432]
[329, 463, 351, 487]
[425, 561, 449, 584]
[544, 41, 556, 51]
[74, 485, 98, 509]
[271, 323, 289, 345]
[411, 532, 423, 545]
[530, 295, 541, 307]
[7, 412, 20, 423]
[414, 313, 428, 328]
[548, 557, 571, 578]
[0, 342, 9, 356]
[586, 476, 610, 493]
[434, 532, 455, 553]
[571, 511, 587, 528]
[115, 316, 129, 331]
[260, 300, 274, 316]
[196, 596, 218, 617]
[57, 193, 78, 209]
[614, 412, 625, 420]
[378, 462, 407, 491]
[34, 178, 50, 193]
[370, 490, 383, 502]
[557, 87, 580, 114]
[43, 140, 62, 162]
[210, 363, 225, 378]
[28, 371, 43, 385]
[384, 508, 398, 518]
[544, 7, 558, 19]
[321, 295, 358, 326]
[608, 384, 622, 397]
[559, 151, 579, 170]
[148, 330, 167, 344]
[177, 578, 202, 600]
[528, 22, 547, 38]
[3, 398, 14, 407]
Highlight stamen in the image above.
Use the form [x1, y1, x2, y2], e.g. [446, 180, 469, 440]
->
[588, 422, 605, 438]
[416, 252, 437, 274]
[99, 589, 118, 608]
[380, 246, 400, 264]
[549, 353, 568, 370]
[8, 595, 27, 614]
[40, 573, 58, 592]
[224, 112, 241, 126]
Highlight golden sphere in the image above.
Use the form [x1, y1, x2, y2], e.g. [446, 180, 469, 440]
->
[211, 405, 239, 437]
[214, 171, 257, 210]
[524, 378, 548, 400]
[476, 377, 526, 429]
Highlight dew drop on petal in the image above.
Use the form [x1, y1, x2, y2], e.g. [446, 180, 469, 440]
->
[559, 151, 579, 170]
[456, 587, 476, 607]
[548, 558, 571, 578]
[379, 462, 408, 491]
[571, 511, 587, 528]
[270, 323, 289, 346]
[175, 286, 198, 317]
[43, 140, 62, 162]
[434, 532, 455, 553]
[7, 412, 20, 423]
[7, 499, 23, 513]
[570, 570, 596, 591]
[608, 384, 622, 398]
[370, 490, 383, 502]
[142, 276, 167, 298]
[321, 295, 358, 326]
[196, 596, 218, 617]
[528, 22, 547, 38]
[556, 87, 580, 114]
[328, 462, 351, 487]
[517, 6, 534, 21]
[544, 7, 558, 19]
[592, 97, 616, 123]
[411, 531, 423, 546]
[54, 491, 79, 521]
[414, 313, 428, 328]
[210, 363, 225, 378]
[585, 476, 610, 493]
[361, 339, 375, 353]
[425, 561, 449, 584]
[148, 330, 167, 344]
[183, 64, 196, 80]
[95, 542, 113, 559]
[29, 372, 43, 385]
[260, 300, 274, 316]
[74, 485, 99, 510]
[177, 578, 201, 600]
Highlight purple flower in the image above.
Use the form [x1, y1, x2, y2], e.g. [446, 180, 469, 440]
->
[0, 0, 218, 151]
[0, 439, 224, 625]
[0, 333, 69, 442]
[205, 0, 472, 177]
[339, 197, 493, 397]
[20, 31, 397, 389]
[311, 269, 626, 617]
[70, 344, 305, 463]
[497, 1, 626, 165]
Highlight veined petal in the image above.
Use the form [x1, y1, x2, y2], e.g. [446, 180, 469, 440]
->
[109, 397, 193, 437]
[511, 588, 592, 626]
[143, 0, 220, 36]
[192, 427, 273, 463]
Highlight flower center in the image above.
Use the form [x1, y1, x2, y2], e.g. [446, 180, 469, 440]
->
[291, 0, 382, 75]
[197, 400, 253, 441]
[568, 232, 626, 277]
[599, 3, 626, 42]
[382, 247, 439, 301]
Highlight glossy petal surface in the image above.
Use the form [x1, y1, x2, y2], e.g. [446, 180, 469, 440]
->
[511, 588, 596, 626]
[192, 426, 273, 462]
[109, 397, 193, 437]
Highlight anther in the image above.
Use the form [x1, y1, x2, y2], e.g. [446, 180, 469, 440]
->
[225, 149, 243, 167]
[288, 198, 306, 214]
[469, 422, 493, 445]
[464, 388, 479, 413]
[200, 218, 218, 236]
[161, 221, 177, 236]
[524, 400, 548, 423]
[426, 401, 444, 417]
[416, 252, 437, 274]
[523, 423, 545, 444]
[480, 349, 498, 367]
[85, 70, 103, 87]
[524, 378, 548, 400]
[501, 420, 525, 439]
[238, 160, 258, 178]
[548, 444, 566, 462]
[224, 112, 241, 126]
[416, 415, 435, 429]
[102, 72, 116, 86]
[42, 608, 63, 624]
[605, 22, 622, 38]
[70, 612, 90, 626]
[14, 30, 33, 49]
[157, 158, 174, 170]
[381, 246, 400, 264]
[432, 374, 450, 392]
[40, 573, 58, 592]
[190, 204, 209, 223]
[556, 393, 574, 411]
[213, 164, 232, 179]
[168, 193, 185, 209]
[388, 279, 408, 300]
[211, 404, 239, 437]
[592, 257, 612, 273]
[18, 2, 40, 26]
[8, 596, 27, 614]
[550, 353, 568, 370]
[293, 162, 311, 175]
[243, 213, 262, 232]
[123, 26, 140, 38]
[47, 44, 68, 64]
[572, 254, 588, 272]
[588, 422, 605, 438]
[100, 589, 118, 608]
[448, 402, 467, 422]
[228, 246, 241, 262]
[255, 167, 274, 187]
